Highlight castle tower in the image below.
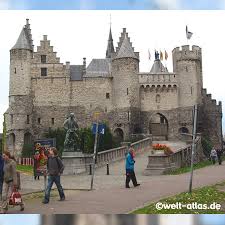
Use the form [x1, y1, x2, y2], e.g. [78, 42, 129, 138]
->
[6, 19, 33, 156]
[172, 45, 203, 107]
[111, 28, 140, 138]
[106, 26, 115, 58]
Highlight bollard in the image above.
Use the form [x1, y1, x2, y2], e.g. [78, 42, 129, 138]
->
[89, 164, 92, 175]
[106, 163, 109, 175]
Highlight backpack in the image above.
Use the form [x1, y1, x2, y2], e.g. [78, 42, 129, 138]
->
[56, 157, 64, 174]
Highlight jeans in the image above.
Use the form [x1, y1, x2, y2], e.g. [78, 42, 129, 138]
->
[44, 175, 65, 202]
[0, 178, 3, 200]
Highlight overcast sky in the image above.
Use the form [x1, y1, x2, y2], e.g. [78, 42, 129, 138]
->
[0, 10, 224, 134]
[0, 215, 40, 225]
[1, 0, 225, 10]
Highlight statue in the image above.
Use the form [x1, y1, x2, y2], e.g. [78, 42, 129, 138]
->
[155, 51, 159, 60]
[63, 113, 79, 152]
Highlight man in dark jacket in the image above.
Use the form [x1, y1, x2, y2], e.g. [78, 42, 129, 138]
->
[216, 147, 223, 165]
[42, 147, 65, 204]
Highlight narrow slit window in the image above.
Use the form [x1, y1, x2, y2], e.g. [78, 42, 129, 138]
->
[10, 115, 13, 124]
[27, 115, 30, 124]
[38, 118, 41, 124]
[51, 118, 54, 125]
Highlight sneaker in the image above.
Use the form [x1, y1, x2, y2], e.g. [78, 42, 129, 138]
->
[42, 200, 49, 204]
[20, 206, 25, 211]
[134, 184, 140, 187]
[125, 186, 130, 188]
[58, 197, 65, 201]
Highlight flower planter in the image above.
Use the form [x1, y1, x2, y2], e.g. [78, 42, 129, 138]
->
[153, 150, 165, 155]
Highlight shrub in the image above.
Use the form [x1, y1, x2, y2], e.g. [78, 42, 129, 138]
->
[22, 144, 33, 157]
[201, 136, 213, 158]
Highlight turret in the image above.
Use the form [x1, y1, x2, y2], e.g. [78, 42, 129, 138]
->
[6, 19, 33, 156]
[172, 45, 203, 107]
[112, 28, 139, 109]
[111, 28, 140, 137]
[10, 18, 33, 96]
[106, 27, 115, 58]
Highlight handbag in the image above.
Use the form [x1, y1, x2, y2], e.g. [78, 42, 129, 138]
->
[9, 188, 22, 205]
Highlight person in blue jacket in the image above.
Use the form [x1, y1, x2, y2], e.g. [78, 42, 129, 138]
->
[125, 148, 140, 188]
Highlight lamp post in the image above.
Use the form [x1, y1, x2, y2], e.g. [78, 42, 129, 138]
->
[90, 112, 100, 190]
[180, 104, 198, 194]
[189, 104, 198, 194]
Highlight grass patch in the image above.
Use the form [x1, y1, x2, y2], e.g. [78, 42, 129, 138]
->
[23, 190, 58, 201]
[16, 165, 33, 174]
[132, 183, 225, 214]
[165, 159, 215, 175]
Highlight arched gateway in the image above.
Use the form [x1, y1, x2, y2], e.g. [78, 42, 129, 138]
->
[149, 113, 168, 140]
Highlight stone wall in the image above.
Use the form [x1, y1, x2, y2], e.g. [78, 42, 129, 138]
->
[141, 106, 194, 140]
[9, 49, 32, 96]
[199, 88, 223, 147]
[172, 45, 203, 107]
[140, 85, 178, 111]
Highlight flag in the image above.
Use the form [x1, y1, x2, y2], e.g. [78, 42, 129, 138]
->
[160, 51, 163, 60]
[165, 50, 168, 60]
[148, 49, 151, 60]
[186, 25, 193, 40]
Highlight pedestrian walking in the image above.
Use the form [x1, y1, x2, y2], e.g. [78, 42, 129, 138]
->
[0, 154, 4, 201]
[125, 148, 140, 188]
[1, 150, 24, 213]
[33, 152, 40, 180]
[210, 147, 217, 165]
[216, 146, 223, 165]
[42, 147, 65, 204]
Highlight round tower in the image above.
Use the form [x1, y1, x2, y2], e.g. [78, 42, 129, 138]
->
[172, 45, 203, 107]
[6, 19, 33, 156]
[111, 28, 140, 137]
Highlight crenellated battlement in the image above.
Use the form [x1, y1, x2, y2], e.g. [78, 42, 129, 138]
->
[202, 88, 222, 112]
[172, 45, 202, 62]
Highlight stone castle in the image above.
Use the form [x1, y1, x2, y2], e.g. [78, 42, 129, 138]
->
[5, 19, 223, 156]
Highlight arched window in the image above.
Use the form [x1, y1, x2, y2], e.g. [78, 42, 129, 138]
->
[156, 94, 160, 103]
[179, 127, 189, 134]
[24, 132, 32, 145]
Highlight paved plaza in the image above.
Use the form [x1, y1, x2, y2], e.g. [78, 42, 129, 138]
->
[5, 141, 225, 214]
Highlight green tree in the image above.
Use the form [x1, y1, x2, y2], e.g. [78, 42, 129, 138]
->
[44, 128, 66, 156]
[43, 124, 119, 155]
[22, 144, 33, 157]
[201, 136, 213, 158]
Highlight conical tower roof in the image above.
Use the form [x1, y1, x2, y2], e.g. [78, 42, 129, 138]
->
[106, 27, 115, 58]
[150, 59, 168, 73]
[115, 34, 138, 59]
[11, 19, 33, 50]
